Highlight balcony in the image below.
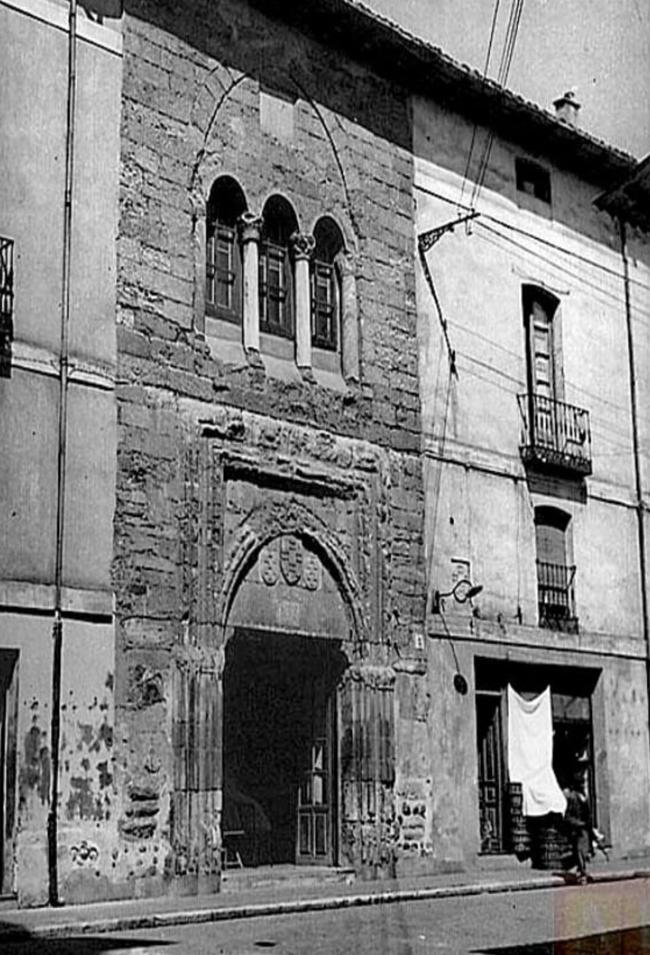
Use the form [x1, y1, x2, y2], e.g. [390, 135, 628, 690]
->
[0, 236, 14, 378]
[518, 393, 592, 476]
[537, 560, 578, 633]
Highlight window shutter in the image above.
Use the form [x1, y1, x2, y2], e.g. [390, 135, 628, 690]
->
[529, 299, 554, 398]
[535, 521, 567, 566]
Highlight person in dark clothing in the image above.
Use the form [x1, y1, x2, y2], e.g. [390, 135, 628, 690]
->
[563, 772, 593, 884]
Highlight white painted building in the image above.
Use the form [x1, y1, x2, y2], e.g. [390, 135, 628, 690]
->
[414, 83, 650, 865]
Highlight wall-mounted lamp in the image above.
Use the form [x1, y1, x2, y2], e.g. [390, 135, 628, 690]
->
[428, 578, 483, 696]
[431, 578, 483, 615]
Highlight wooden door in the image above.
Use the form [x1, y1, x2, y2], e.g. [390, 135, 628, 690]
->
[296, 676, 334, 865]
[476, 692, 505, 854]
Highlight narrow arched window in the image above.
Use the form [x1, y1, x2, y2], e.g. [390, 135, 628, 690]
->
[206, 177, 246, 323]
[259, 196, 298, 338]
[311, 217, 343, 352]
[534, 506, 577, 632]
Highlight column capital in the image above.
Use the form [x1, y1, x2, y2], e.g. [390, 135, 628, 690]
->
[335, 247, 356, 275]
[290, 231, 316, 260]
[238, 212, 263, 243]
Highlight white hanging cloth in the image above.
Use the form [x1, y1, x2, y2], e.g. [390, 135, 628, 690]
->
[507, 685, 567, 817]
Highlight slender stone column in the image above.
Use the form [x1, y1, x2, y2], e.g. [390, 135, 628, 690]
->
[238, 212, 263, 356]
[336, 249, 359, 383]
[191, 200, 207, 340]
[291, 232, 315, 371]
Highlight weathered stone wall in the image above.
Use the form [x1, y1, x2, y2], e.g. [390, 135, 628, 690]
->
[113, 0, 428, 894]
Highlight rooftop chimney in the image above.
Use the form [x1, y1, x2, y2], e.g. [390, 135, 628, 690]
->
[553, 90, 581, 126]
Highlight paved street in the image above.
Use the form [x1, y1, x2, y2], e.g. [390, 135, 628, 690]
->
[3, 881, 650, 955]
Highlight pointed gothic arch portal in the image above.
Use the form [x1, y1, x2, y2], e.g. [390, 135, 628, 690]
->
[222, 533, 350, 868]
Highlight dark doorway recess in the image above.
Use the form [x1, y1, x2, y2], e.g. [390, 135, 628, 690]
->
[474, 658, 600, 855]
[0, 650, 19, 896]
[476, 692, 505, 854]
[223, 630, 347, 867]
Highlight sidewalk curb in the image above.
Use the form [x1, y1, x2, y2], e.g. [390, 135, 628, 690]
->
[2, 869, 649, 942]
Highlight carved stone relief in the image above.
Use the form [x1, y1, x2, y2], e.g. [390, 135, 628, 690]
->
[257, 537, 323, 592]
[170, 420, 401, 884]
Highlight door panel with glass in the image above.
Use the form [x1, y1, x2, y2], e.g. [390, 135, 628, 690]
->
[297, 677, 334, 865]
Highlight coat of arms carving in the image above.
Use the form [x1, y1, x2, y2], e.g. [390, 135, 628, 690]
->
[302, 550, 321, 591]
[259, 540, 279, 586]
[280, 535, 303, 586]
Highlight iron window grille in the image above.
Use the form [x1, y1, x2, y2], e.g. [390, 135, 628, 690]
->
[311, 259, 338, 351]
[0, 237, 14, 378]
[259, 239, 292, 338]
[537, 560, 578, 633]
[518, 393, 592, 476]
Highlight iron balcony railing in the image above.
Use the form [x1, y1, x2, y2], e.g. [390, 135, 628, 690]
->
[0, 236, 14, 378]
[537, 560, 578, 633]
[518, 393, 592, 476]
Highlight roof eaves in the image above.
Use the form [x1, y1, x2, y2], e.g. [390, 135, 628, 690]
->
[253, 0, 638, 184]
[594, 155, 650, 229]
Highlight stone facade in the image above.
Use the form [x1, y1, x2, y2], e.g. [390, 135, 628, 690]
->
[2, 0, 647, 909]
[111, 0, 427, 898]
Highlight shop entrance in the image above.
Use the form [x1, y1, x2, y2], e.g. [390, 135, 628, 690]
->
[222, 630, 346, 867]
[474, 659, 600, 855]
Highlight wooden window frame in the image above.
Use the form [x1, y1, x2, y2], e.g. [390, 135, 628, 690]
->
[206, 218, 243, 325]
[311, 259, 339, 352]
[259, 238, 293, 339]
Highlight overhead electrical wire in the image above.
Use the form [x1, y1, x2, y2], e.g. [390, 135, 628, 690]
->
[458, 0, 502, 212]
[421, 0, 526, 380]
[474, 223, 650, 319]
[447, 318, 650, 411]
[425, 371, 639, 455]
[469, 0, 526, 211]
[497, 0, 525, 85]
[419, 181, 650, 295]
[448, 356, 647, 442]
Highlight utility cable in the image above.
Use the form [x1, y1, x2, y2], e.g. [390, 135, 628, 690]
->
[474, 223, 650, 317]
[469, 0, 526, 210]
[418, 211, 480, 376]
[458, 0, 502, 212]
[419, 180, 650, 294]
[423, 364, 454, 624]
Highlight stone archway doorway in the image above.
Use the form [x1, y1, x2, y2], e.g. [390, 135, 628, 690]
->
[222, 533, 353, 869]
[222, 630, 346, 867]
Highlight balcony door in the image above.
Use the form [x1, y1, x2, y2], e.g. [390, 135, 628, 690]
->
[524, 289, 560, 450]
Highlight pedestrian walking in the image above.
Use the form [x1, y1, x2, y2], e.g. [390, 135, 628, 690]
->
[563, 770, 593, 884]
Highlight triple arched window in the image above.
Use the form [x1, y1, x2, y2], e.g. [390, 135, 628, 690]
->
[204, 177, 353, 374]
